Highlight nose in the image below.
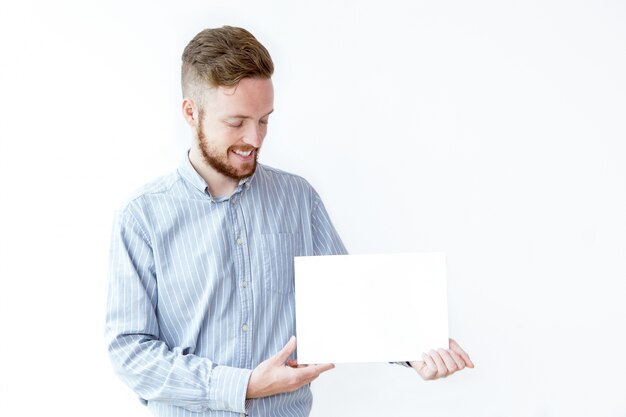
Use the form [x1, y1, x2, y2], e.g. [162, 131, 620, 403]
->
[242, 124, 264, 148]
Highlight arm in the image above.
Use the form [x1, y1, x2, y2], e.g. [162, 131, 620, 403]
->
[105, 210, 251, 413]
[311, 189, 348, 256]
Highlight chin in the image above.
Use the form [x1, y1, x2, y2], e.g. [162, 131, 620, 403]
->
[231, 163, 256, 179]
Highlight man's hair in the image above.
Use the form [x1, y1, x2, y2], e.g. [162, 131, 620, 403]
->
[181, 26, 274, 101]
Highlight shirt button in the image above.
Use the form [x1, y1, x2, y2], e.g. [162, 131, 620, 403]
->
[236, 237, 244, 245]
[242, 281, 248, 288]
[242, 324, 249, 332]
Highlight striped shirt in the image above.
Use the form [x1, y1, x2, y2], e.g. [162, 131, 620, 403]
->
[105, 153, 347, 417]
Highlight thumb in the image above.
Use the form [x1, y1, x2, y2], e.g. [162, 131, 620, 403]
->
[274, 336, 297, 363]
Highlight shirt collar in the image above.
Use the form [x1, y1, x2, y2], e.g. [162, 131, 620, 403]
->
[178, 150, 257, 199]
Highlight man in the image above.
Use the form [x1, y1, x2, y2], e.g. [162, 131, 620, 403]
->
[105, 26, 473, 417]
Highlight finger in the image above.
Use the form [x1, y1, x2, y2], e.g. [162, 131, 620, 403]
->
[292, 363, 335, 382]
[418, 354, 437, 380]
[301, 366, 333, 385]
[437, 349, 459, 373]
[449, 339, 474, 368]
[429, 350, 448, 378]
[447, 348, 466, 370]
[274, 336, 297, 364]
[312, 363, 335, 374]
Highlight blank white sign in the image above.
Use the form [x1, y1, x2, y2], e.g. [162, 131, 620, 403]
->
[294, 252, 449, 364]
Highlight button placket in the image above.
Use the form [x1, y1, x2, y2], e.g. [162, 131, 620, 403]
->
[230, 195, 252, 369]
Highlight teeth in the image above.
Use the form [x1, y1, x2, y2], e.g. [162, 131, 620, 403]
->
[234, 149, 252, 156]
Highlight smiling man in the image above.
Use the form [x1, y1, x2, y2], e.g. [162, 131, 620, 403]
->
[105, 26, 473, 417]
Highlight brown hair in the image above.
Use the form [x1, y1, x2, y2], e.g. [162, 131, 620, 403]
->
[181, 26, 274, 101]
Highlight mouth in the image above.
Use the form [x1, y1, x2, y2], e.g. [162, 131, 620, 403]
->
[231, 148, 256, 162]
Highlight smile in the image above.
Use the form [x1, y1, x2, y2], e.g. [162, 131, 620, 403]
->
[233, 149, 253, 157]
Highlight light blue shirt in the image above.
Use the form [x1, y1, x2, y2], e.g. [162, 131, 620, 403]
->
[105, 154, 347, 417]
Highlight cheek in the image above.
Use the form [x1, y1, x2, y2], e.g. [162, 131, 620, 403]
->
[210, 127, 240, 146]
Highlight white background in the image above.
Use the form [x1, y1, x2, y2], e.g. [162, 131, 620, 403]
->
[1, 1, 625, 416]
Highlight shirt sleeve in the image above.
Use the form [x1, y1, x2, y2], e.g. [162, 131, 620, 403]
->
[310, 190, 348, 256]
[104, 209, 251, 414]
[391, 361, 414, 368]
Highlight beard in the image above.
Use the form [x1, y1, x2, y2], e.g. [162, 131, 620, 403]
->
[196, 114, 259, 180]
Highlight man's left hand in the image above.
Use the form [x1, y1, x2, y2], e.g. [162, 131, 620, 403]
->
[409, 338, 474, 380]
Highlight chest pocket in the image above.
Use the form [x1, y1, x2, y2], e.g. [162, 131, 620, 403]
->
[262, 233, 302, 293]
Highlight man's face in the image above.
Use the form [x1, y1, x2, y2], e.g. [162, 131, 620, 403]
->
[195, 77, 274, 180]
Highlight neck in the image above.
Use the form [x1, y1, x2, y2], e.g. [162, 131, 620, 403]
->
[188, 148, 238, 198]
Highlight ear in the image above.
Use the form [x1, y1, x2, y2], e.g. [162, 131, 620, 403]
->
[182, 98, 198, 127]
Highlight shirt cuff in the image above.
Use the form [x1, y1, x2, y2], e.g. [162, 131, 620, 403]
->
[389, 361, 413, 368]
[208, 365, 253, 413]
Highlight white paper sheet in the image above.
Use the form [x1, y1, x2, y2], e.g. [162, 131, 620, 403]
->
[294, 252, 449, 364]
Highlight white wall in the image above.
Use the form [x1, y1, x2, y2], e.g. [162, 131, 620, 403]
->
[1, 1, 625, 416]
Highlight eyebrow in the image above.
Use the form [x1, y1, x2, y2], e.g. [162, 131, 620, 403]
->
[224, 109, 274, 119]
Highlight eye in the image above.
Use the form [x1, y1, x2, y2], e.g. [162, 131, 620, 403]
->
[260, 119, 269, 126]
[225, 120, 243, 128]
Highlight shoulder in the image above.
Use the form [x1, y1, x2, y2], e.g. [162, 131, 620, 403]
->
[255, 163, 314, 190]
[115, 170, 183, 220]
[253, 164, 321, 210]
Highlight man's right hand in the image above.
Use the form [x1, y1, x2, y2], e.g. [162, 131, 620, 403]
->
[246, 336, 335, 399]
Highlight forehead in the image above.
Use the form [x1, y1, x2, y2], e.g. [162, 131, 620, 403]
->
[205, 78, 274, 116]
